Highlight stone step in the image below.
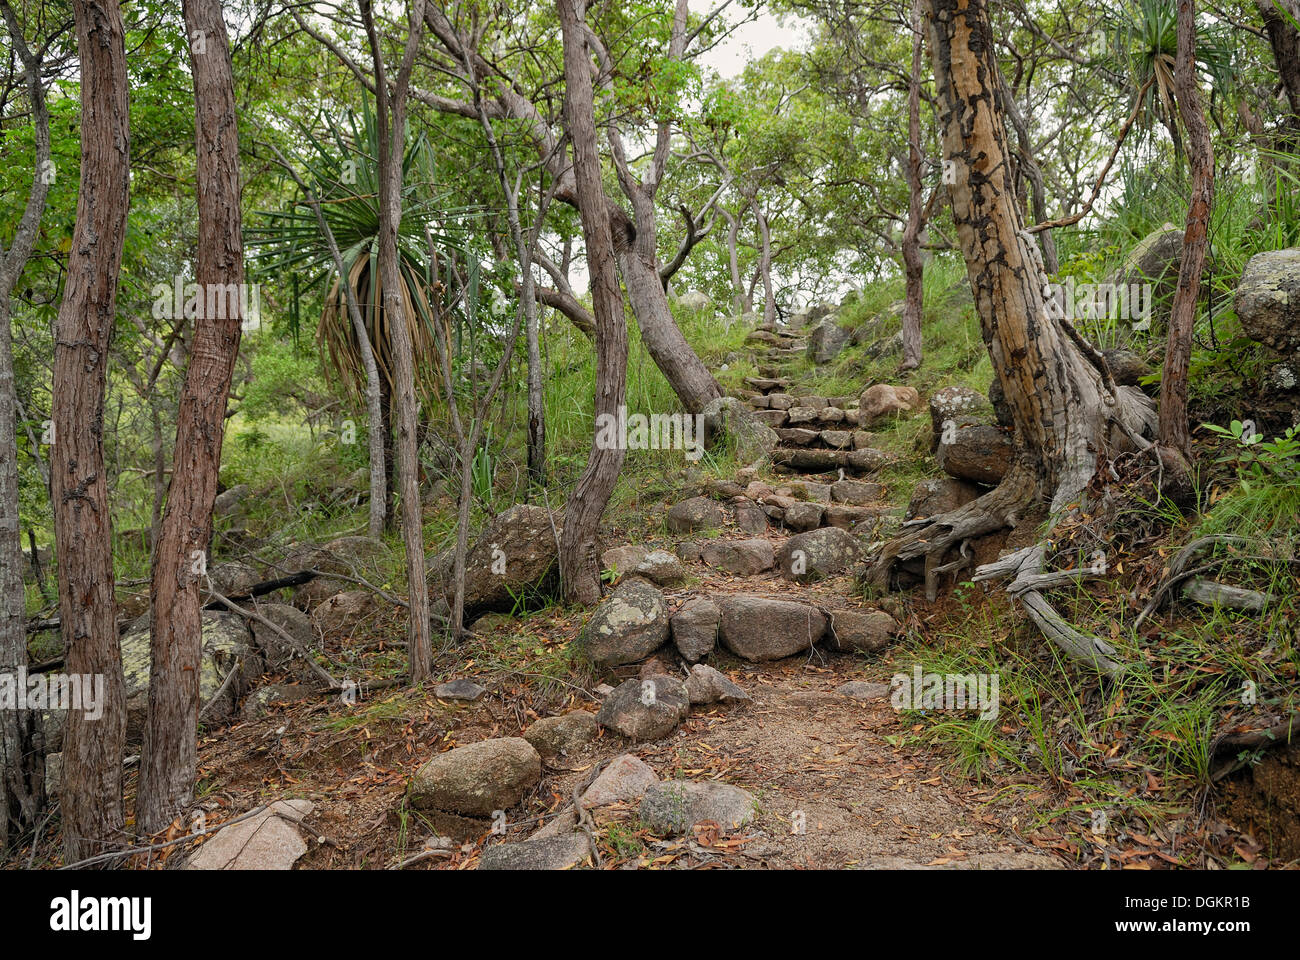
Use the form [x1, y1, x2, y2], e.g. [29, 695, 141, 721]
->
[770, 446, 889, 475]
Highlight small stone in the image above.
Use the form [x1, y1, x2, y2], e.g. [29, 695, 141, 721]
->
[700, 538, 775, 575]
[409, 738, 542, 817]
[478, 832, 592, 870]
[827, 609, 901, 652]
[434, 679, 487, 701]
[684, 664, 751, 705]
[783, 501, 826, 531]
[835, 681, 893, 700]
[666, 496, 725, 534]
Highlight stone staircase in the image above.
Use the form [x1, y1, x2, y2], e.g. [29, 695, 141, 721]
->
[732, 315, 890, 479]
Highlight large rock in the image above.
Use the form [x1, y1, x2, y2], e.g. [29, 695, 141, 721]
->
[699, 538, 774, 575]
[639, 781, 757, 836]
[249, 602, 313, 666]
[478, 832, 592, 870]
[827, 609, 902, 653]
[523, 712, 599, 758]
[928, 386, 993, 452]
[859, 384, 920, 425]
[806, 320, 852, 364]
[428, 505, 561, 621]
[289, 535, 389, 607]
[186, 799, 313, 870]
[718, 596, 827, 660]
[783, 501, 825, 531]
[577, 577, 670, 667]
[666, 496, 724, 535]
[1102, 348, 1154, 388]
[1116, 224, 1184, 308]
[776, 527, 863, 582]
[701, 396, 779, 463]
[119, 610, 261, 733]
[601, 544, 649, 574]
[937, 422, 1012, 485]
[906, 477, 980, 520]
[595, 675, 690, 740]
[675, 288, 713, 313]
[671, 598, 720, 662]
[409, 738, 542, 817]
[310, 589, 376, 637]
[1236, 247, 1300, 353]
[213, 484, 250, 522]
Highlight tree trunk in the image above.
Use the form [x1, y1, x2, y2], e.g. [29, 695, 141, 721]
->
[869, 0, 1156, 673]
[52, 0, 130, 862]
[364, 0, 430, 681]
[899, 0, 925, 371]
[721, 207, 748, 316]
[1259, 0, 1300, 129]
[557, 0, 628, 606]
[618, 188, 722, 412]
[748, 198, 777, 328]
[137, 0, 245, 834]
[0, 0, 51, 850]
[1158, 0, 1214, 467]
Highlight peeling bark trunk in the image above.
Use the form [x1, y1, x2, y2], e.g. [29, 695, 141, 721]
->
[749, 198, 776, 328]
[557, 0, 627, 606]
[137, 0, 246, 833]
[53, 0, 130, 861]
[869, 0, 1156, 673]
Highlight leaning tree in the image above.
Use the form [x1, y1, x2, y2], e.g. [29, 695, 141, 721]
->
[867, 0, 1159, 676]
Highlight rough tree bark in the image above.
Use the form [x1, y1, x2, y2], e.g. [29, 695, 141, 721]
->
[137, 0, 246, 833]
[899, 0, 925, 371]
[1158, 0, 1214, 468]
[363, 0, 431, 681]
[557, 0, 628, 605]
[868, 0, 1157, 675]
[52, 0, 131, 861]
[0, 0, 50, 849]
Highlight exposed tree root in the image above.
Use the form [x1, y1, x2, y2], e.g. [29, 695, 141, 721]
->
[868, 458, 1130, 677]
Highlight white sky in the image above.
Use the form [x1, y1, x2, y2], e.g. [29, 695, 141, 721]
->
[690, 4, 810, 79]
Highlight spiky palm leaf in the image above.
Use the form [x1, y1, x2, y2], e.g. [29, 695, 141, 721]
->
[249, 99, 463, 409]
[1105, 0, 1236, 156]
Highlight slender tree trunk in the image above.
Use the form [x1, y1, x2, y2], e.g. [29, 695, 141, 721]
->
[380, 375, 395, 526]
[748, 198, 776, 328]
[137, 0, 245, 833]
[900, 0, 925, 371]
[52, 0, 130, 862]
[0, 0, 51, 850]
[364, 0, 430, 681]
[721, 207, 747, 316]
[1158, 0, 1214, 467]
[557, 0, 628, 606]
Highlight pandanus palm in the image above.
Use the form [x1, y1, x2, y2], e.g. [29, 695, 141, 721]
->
[250, 101, 454, 520]
[1106, 0, 1235, 163]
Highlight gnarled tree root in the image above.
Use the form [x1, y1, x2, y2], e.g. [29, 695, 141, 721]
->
[867, 463, 1125, 677]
